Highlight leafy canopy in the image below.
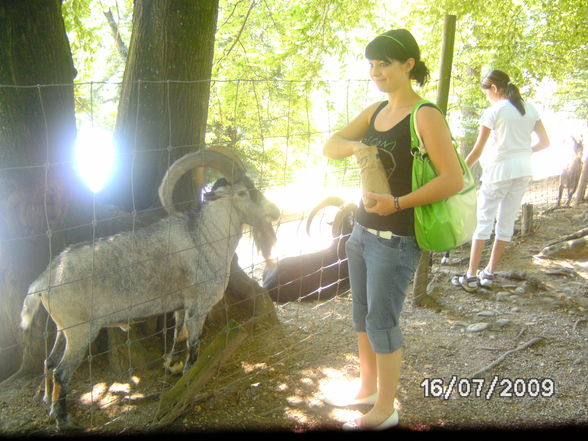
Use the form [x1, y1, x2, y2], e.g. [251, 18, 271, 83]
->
[62, 0, 587, 185]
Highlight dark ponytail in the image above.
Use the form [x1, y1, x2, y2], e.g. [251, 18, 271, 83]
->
[481, 70, 526, 115]
[504, 83, 525, 116]
[412, 60, 430, 87]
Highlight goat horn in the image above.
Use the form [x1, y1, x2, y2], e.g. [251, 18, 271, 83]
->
[331, 202, 358, 237]
[305, 196, 345, 236]
[158, 147, 246, 217]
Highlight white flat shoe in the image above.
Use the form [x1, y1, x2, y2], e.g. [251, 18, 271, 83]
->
[342, 410, 399, 431]
[323, 392, 377, 407]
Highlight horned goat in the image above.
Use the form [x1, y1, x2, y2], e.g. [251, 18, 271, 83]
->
[557, 137, 583, 207]
[19, 149, 279, 429]
[262, 197, 356, 303]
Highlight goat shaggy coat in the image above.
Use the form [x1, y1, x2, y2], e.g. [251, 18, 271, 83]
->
[20, 172, 278, 428]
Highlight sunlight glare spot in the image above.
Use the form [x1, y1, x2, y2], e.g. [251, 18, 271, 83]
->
[80, 382, 107, 405]
[286, 395, 303, 405]
[108, 382, 130, 393]
[241, 361, 267, 373]
[97, 393, 119, 409]
[318, 376, 360, 406]
[75, 127, 115, 193]
[319, 367, 347, 378]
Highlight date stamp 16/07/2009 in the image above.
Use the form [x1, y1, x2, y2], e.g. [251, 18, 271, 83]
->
[420, 376, 555, 400]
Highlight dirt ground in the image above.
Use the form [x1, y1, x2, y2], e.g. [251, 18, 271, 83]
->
[1, 200, 587, 435]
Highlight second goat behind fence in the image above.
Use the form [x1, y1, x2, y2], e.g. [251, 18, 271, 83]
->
[557, 137, 584, 206]
[263, 196, 356, 303]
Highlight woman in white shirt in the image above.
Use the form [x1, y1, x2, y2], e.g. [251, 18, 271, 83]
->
[453, 70, 550, 292]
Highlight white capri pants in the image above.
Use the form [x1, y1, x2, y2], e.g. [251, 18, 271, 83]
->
[473, 176, 531, 242]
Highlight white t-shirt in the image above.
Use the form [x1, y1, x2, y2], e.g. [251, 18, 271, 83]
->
[478, 99, 539, 183]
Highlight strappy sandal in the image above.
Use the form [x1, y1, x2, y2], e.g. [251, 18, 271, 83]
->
[477, 269, 494, 287]
[451, 274, 479, 293]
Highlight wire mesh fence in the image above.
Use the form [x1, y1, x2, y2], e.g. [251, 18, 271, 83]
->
[0, 77, 568, 431]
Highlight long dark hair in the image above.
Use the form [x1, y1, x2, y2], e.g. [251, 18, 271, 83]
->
[365, 29, 430, 87]
[481, 70, 526, 115]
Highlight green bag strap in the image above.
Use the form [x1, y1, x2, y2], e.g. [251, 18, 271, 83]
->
[409, 99, 447, 159]
[410, 99, 477, 195]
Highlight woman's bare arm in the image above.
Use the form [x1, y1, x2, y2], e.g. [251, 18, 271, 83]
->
[365, 106, 464, 216]
[465, 125, 491, 167]
[531, 120, 550, 153]
[323, 102, 381, 159]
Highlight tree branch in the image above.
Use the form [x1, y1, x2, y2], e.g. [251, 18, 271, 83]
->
[469, 337, 544, 378]
[214, 0, 258, 68]
[103, 8, 128, 59]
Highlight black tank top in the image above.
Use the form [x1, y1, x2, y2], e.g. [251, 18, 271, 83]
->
[355, 101, 435, 236]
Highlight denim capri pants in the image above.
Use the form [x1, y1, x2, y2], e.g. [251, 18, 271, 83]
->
[345, 223, 421, 354]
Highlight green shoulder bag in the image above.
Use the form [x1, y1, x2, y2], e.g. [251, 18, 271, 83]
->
[410, 100, 477, 252]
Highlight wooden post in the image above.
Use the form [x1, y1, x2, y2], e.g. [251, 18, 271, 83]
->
[574, 155, 588, 206]
[413, 15, 457, 306]
[521, 203, 533, 236]
[436, 15, 457, 116]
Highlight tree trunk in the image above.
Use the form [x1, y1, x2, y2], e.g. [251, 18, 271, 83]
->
[0, 0, 273, 386]
[102, 0, 220, 212]
[412, 251, 430, 307]
[99, 0, 222, 371]
[104, 9, 128, 59]
[574, 155, 588, 206]
[0, 0, 82, 381]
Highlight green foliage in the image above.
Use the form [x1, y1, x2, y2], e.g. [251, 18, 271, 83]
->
[61, 0, 587, 186]
[388, 0, 588, 158]
[208, 0, 383, 186]
[62, 0, 131, 129]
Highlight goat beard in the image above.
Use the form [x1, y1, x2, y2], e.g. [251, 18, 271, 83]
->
[252, 221, 277, 261]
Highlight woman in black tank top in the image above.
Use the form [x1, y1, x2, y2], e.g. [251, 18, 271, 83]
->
[322, 29, 464, 430]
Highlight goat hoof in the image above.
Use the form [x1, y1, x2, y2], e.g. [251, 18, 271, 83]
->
[163, 354, 185, 375]
[168, 361, 184, 376]
[49, 407, 71, 426]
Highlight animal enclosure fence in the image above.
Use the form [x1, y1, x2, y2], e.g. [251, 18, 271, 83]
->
[0, 77, 567, 432]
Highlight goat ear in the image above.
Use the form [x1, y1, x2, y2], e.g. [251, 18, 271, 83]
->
[205, 178, 232, 201]
[210, 177, 230, 191]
